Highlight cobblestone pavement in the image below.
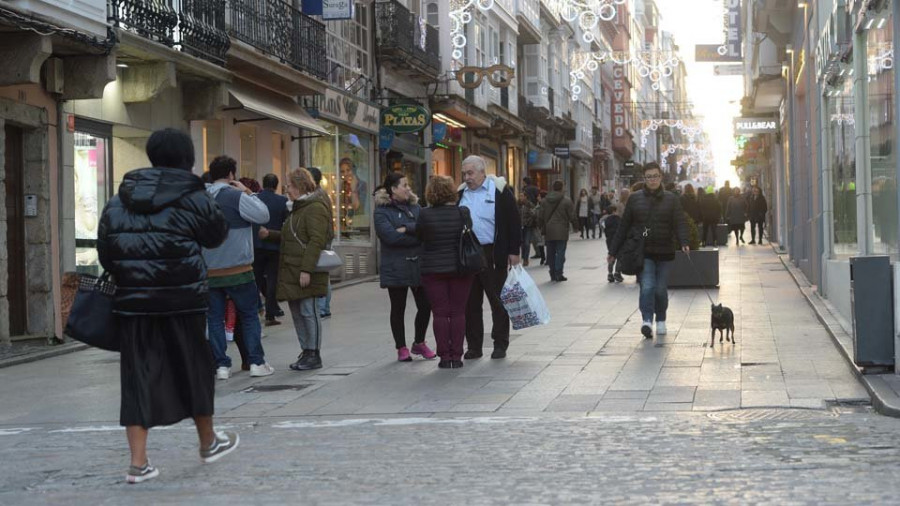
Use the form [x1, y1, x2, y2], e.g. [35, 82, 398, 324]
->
[0, 235, 889, 503]
[1, 408, 899, 504]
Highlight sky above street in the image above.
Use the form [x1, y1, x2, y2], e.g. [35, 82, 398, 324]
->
[656, 0, 743, 186]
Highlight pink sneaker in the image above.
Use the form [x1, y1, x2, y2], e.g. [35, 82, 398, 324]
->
[411, 342, 437, 360]
[397, 347, 412, 362]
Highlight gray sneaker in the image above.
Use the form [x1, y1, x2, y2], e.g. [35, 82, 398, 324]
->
[126, 461, 159, 484]
[201, 431, 240, 464]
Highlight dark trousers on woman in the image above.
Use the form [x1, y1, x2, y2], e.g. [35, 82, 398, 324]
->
[253, 249, 281, 320]
[521, 227, 533, 260]
[702, 222, 717, 246]
[422, 274, 474, 361]
[465, 244, 510, 354]
[750, 220, 765, 243]
[387, 286, 431, 349]
[578, 217, 590, 238]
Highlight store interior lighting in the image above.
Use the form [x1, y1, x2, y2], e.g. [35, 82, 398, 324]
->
[433, 113, 466, 129]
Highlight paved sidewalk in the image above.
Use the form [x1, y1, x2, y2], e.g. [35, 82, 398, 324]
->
[0, 234, 869, 427]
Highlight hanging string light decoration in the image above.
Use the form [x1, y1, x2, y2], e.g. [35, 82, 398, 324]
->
[556, 0, 627, 43]
[640, 119, 702, 149]
[569, 50, 681, 101]
[450, 0, 494, 62]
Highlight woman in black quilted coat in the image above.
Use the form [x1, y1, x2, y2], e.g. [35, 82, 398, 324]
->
[97, 129, 232, 483]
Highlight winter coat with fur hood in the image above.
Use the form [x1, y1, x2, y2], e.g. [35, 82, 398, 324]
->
[374, 188, 423, 288]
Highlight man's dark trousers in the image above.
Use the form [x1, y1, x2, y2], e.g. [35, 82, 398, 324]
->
[465, 244, 510, 353]
[253, 248, 281, 319]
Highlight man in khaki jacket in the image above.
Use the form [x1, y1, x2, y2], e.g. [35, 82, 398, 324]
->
[538, 180, 576, 281]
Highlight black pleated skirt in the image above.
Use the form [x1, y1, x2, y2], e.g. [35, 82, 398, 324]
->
[119, 314, 215, 428]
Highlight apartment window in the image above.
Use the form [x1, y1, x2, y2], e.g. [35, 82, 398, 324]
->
[326, 5, 371, 97]
[426, 2, 439, 26]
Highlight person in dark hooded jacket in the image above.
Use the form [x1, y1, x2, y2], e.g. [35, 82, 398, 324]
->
[97, 128, 236, 484]
[374, 172, 436, 362]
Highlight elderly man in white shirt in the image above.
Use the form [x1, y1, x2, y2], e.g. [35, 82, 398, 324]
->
[457, 155, 522, 359]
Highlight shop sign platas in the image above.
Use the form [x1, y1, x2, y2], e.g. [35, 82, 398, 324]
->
[381, 105, 431, 134]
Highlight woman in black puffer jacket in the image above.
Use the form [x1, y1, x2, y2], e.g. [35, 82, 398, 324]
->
[416, 175, 474, 369]
[97, 129, 230, 483]
[374, 172, 435, 362]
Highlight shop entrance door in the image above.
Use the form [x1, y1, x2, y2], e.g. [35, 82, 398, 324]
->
[5, 125, 26, 336]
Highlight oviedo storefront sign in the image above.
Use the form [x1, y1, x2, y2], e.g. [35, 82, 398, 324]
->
[381, 104, 431, 134]
[733, 117, 778, 134]
[611, 64, 632, 156]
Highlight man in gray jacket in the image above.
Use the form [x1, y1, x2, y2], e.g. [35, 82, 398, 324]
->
[203, 156, 274, 380]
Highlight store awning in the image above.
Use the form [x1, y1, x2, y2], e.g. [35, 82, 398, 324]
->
[228, 83, 331, 136]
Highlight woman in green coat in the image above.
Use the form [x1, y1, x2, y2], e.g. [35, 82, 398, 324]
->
[259, 168, 332, 370]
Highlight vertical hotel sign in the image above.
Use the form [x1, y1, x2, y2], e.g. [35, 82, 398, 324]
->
[611, 64, 632, 156]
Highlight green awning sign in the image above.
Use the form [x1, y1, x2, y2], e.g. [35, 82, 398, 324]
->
[381, 105, 431, 133]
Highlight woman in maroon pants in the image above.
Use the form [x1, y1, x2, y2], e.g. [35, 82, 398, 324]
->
[416, 176, 474, 369]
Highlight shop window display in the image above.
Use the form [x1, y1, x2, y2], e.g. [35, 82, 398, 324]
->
[73, 131, 109, 273]
[310, 125, 372, 242]
[828, 77, 857, 257]
[867, 16, 898, 259]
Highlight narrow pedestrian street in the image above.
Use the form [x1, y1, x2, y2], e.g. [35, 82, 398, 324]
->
[2, 237, 896, 504]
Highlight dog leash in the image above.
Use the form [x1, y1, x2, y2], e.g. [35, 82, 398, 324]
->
[683, 251, 717, 306]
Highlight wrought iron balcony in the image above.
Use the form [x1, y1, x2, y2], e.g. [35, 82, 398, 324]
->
[109, 0, 230, 65]
[226, 0, 326, 80]
[375, 0, 440, 80]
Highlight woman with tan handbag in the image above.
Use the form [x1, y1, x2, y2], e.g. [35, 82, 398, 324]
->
[259, 168, 332, 371]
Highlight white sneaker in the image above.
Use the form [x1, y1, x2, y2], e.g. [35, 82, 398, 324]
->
[656, 321, 667, 335]
[216, 366, 231, 380]
[249, 362, 275, 377]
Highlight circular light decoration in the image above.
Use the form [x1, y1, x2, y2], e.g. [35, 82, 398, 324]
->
[570, 50, 681, 101]
[640, 119, 703, 149]
[557, 0, 626, 44]
[450, 0, 495, 62]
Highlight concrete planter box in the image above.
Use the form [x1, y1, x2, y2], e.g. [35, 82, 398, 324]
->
[668, 248, 720, 288]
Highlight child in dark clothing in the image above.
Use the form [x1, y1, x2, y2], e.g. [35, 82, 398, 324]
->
[604, 205, 624, 283]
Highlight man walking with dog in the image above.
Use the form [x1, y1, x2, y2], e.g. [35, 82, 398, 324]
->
[608, 162, 689, 339]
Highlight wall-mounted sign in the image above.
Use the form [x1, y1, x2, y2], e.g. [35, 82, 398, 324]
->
[314, 88, 379, 134]
[733, 117, 778, 134]
[554, 145, 571, 159]
[432, 122, 447, 143]
[302, 0, 353, 20]
[381, 104, 431, 134]
[379, 127, 395, 150]
[696, 0, 742, 62]
[713, 64, 744, 76]
[611, 63, 632, 156]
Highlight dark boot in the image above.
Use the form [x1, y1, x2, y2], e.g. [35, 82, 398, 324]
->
[290, 350, 323, 371]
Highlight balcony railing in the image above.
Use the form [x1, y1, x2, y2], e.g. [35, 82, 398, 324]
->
[517, 0, 540, 32]
[375, 0, 440, 77]
[109, 0, 230, 65]
[226, 0, 327, 79]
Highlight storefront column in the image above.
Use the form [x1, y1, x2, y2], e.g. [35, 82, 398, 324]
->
[853, 29, 875, 255]
[892, 0, 900, 370]
[819, 87, 834, 297]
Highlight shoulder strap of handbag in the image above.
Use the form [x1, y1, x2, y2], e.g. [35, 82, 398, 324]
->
[547, 197, 564, 222]
[458, 205, 474, 232]
[289, 200, 333, 249]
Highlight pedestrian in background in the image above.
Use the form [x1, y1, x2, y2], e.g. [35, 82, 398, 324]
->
[203, 156, 274, 380]
[575, 188, 590, 239]
[522, 176, 540, 205]
[589, 187, 605, 239]
[531, 191, 547, 265]
[604, 204, 623, 283]
[518, 192, 537, 266]
[417, 175, 475, 368]
[726, 187, 748, 245]
[700, 188, 722, 246]
[608, 162, 689, 339]
[458, 155, 521, 360]
[254, 174, 288, 326]
[308, 167, 334, 319]
[262, 168, 332, 371]
[97, 128, 237, 484]
[747, 186, 768, 244]
[373, 172, 436, 362]
[718, 181, 732, 221]
[540, 180, 576, 282]
[680, 183, 701, 225]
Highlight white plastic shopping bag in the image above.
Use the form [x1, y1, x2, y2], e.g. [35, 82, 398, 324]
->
[500, 265, 551, 330]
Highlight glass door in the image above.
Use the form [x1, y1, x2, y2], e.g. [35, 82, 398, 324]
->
[73, 119, 112, 275]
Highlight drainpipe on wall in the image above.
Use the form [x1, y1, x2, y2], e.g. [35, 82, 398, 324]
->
[853, 28, 875, 256]
[892, 0, 900, 372]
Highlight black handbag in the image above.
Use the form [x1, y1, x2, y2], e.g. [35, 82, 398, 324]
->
[64, 272, 119, 352]
[458, 206, 486, 274]
[617, 228, 646, 275]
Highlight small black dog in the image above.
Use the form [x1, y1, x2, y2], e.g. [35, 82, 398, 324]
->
[710, 304, 735, 346]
